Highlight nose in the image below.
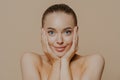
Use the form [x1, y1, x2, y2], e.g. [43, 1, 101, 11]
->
[56, 33, 63, 45]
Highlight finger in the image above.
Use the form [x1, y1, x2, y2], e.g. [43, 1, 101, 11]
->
[72, 26, 77, 50]
[75, 27, 79, 51]
[41, 29, 47, 53]
[41, 29, 45, 44]
[76, 27, 79, 52]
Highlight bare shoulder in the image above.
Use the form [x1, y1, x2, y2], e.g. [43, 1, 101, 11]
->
[75, 54, 105, 80]
[85, 54, 105, 66]
[75, 53, 105, 65]
[21, 52, 42, 66]
[20, 52, 44, 80]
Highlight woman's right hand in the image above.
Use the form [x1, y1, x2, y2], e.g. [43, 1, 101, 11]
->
[41, 29, 60, 64]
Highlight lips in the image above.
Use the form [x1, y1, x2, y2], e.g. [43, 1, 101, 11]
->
[54, 46, 66, 52]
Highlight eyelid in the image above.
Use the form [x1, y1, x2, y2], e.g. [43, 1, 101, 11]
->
[47, 28, 73, 33]
[47, 29, 55, 31]
[47, 31, 56, 36]
[47, 29, 56, 33]
[63, 30, 72, 35]
[47, 30, 55, 33]
[63, 29, 73, 32]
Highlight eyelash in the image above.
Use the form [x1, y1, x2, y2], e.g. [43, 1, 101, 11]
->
[64, 30, 72, 35]
[47, 30, 72, 36]
[48, 31, 55, 35]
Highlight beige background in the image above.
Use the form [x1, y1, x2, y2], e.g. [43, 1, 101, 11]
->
[0, 0, 120, 80]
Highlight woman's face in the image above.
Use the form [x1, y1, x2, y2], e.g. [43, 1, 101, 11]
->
[43, 12, 76, 57]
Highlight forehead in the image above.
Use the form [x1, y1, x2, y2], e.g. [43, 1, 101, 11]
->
[44, 12, 75, 30]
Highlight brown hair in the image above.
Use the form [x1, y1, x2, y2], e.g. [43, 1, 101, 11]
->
[42, 4, 77, 27]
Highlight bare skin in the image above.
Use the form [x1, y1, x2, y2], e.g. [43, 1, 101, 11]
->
[21, 52, 104, 80]
[21, 12, 105, 80]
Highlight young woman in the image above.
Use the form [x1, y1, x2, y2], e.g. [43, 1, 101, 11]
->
[21, 4, 105, 80]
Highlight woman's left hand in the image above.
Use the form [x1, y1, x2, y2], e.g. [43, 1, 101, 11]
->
[61, 26, 78, 62]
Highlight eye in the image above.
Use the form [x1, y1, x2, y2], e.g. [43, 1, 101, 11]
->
[64, 30, 72, 35]
[48, 31, 55, 36]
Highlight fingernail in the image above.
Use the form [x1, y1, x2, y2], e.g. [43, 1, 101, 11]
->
[74, 27, 76, 31]
[76, 27, 78, 32]
[42, 28, 45, 32]
[75, 27, 77, 32]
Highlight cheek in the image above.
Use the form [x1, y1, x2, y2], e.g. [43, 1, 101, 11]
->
[64, 36, 73, 44]
[47, 36, 56, 44]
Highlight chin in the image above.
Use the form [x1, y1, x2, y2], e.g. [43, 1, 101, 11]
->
[51, 46, 69, 58]
[56, 52, 65, 58]
[53, 49, 66, 58]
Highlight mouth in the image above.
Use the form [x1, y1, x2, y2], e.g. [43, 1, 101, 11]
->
[53, 46, 66, 52]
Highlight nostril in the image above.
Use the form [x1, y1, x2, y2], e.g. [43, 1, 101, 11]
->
[57, 41, 63, 45]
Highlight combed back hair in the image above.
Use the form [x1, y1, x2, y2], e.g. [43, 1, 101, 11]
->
[42, 3, 77, 27]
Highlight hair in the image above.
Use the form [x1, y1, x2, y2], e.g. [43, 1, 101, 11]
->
[42, 3, 77, 27]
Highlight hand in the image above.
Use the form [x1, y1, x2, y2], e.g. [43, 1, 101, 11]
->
[41, 29, 60, 64]
[61, 26, 78, 62]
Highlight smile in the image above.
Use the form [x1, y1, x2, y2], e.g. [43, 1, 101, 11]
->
[54, 46, 66, 52]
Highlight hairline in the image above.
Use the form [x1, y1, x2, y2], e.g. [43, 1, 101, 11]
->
[42, 11, 77, 28]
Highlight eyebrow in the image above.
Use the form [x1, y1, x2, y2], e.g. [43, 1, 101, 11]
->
[63, 27, 72, 30]
[47, 27, 55, 30]
[47, 27, 73, 31]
